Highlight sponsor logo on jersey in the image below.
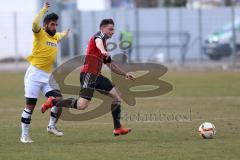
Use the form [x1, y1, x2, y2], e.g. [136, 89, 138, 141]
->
[46, 41, 57, 47]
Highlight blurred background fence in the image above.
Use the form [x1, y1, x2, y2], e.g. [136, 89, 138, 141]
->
[1, 0, 240, 68]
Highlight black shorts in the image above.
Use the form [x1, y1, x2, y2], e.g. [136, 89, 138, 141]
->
[80, 72, 114, 100]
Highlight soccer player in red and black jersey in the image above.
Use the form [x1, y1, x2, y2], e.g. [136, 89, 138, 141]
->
[41, 19, 135, 136]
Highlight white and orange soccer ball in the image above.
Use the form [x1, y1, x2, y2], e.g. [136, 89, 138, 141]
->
[198, 122, 216, 139]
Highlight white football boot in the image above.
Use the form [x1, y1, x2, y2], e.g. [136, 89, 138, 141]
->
[20, 137, 34, 143]
[47, 126, 64, 137]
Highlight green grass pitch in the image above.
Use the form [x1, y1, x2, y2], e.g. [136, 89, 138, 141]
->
[0, 71, 240, 160]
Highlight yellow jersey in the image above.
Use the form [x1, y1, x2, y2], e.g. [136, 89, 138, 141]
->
[27, 29, 62, 73]
[27, 6, 67, 73]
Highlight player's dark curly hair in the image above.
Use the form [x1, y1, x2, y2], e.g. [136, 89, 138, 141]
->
[43, 13, 59, 25]
[100, 19, 114, 28]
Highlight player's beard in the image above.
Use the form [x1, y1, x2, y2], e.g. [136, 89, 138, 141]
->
[105, 35, 111, 39]
[46, 27, 56, 36]
[105, 34, 113, 39]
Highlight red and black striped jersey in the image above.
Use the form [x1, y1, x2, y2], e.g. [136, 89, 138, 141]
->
[81, 31, 112, 75]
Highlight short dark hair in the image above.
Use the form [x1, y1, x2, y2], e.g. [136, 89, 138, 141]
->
[43, 13, 59, 24]
[100, 19, 114, 28]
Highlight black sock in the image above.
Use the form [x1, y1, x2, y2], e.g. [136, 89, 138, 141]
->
[111, 103, 121, 129]
[55, 98, 78, 109]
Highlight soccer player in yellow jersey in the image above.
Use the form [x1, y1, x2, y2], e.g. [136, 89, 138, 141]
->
[20, 2, 70, 143]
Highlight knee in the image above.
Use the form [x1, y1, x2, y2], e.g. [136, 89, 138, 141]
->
[25, 98, 37, 111]
[76, 99, 89, 110]
[112, 93, 122, 102]
[110, 87, 122, 99]
[112, 96, 121, 103]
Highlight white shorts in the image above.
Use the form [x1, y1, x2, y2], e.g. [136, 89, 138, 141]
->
[24, 65, 58, 98]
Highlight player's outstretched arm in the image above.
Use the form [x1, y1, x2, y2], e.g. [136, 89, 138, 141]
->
[32, 2, 49, 33]
[57, 29, 70, 41]
[106, 62, 135, 81]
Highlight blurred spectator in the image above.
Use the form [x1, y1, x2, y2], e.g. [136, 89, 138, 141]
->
[119, 25, 133, 62]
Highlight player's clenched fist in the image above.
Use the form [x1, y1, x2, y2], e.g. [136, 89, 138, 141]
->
[44, 1, 50, 9]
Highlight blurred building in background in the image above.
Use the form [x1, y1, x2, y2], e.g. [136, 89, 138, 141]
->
[1, 0, 240, 66]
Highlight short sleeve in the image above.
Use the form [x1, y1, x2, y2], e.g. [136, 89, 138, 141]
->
[33, 28, 44, 39]
[94, 32, 105, 40]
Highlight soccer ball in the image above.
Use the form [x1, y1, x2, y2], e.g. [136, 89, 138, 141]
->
[198, 122, 216, 139]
